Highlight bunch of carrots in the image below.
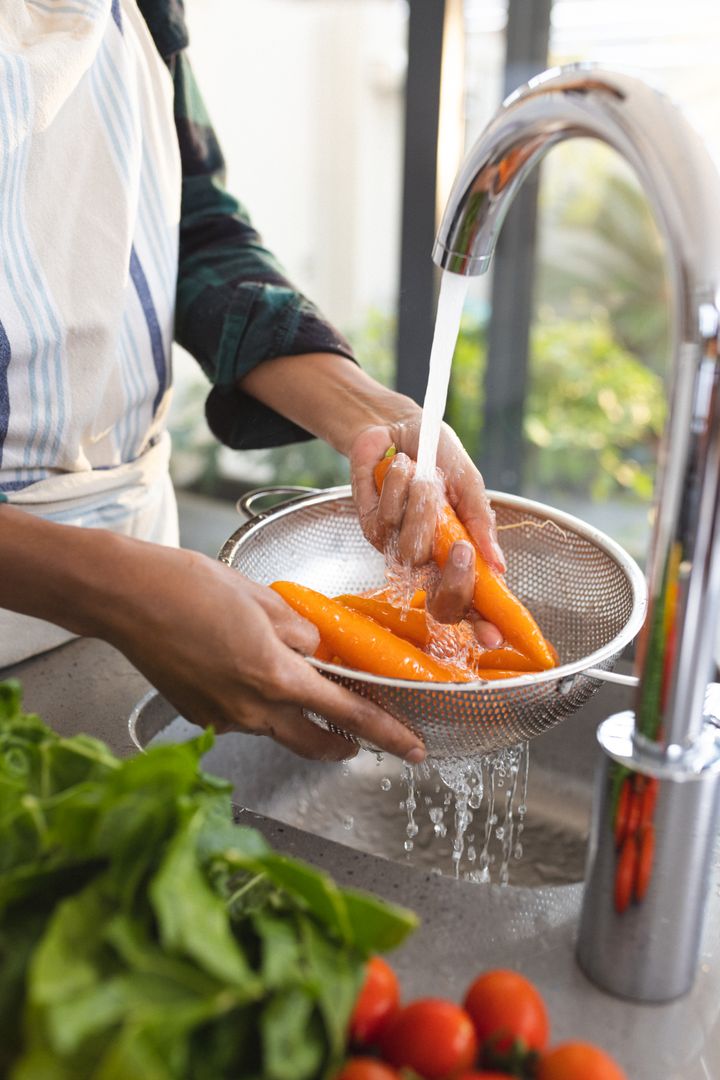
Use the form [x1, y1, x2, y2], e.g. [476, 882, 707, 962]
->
[272, 448, 557, 684]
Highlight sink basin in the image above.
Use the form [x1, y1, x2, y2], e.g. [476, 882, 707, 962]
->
[130, 671, 635, 887]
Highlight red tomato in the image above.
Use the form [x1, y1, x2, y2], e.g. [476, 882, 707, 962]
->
[537, 1042, 627, 1080]
[335, 1058, 402, 1080]
[379, 998, 478, 1080]
[349, 956, 401, 1046]
[463, 969, 549, 1055]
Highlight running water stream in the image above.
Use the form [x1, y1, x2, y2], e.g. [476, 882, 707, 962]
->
[415, 270, 470, 479]
[400, 746, 530, 884]
[391, 270, 530, 883]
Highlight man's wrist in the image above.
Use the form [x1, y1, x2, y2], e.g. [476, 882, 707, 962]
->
[238, 352, 420, 458]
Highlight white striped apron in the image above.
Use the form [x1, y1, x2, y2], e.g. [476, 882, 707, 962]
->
[0, 0, 182, 665]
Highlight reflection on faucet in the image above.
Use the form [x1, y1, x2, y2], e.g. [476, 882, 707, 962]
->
[433, 64, 720, 1003]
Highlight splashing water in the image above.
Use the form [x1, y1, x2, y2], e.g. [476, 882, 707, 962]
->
[400, 744, 531, 884]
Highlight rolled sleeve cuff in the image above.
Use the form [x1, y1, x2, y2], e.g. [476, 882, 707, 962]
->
[195, 282, 356, 450]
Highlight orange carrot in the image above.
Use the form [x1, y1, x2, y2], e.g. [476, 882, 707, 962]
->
[335, 594, 429, 647]
[470, 647, 542, 673]
[313, 640, 335, 662]
[338, 595, 543, 679]
[374, 448, 557, 671]
[367, 587, 426, 609]
[271, 580, 474, 683]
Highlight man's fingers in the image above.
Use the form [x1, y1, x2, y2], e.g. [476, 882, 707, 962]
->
[262, 705, 358, 762]
[437, 434, 506, 574]
[469, 611, 504, 648]
[267, 601, 321, 655]
[278, 652, 425, 762]
[350, 426, 394, 546]
[455, 484, 506, 573]
[397, 478, 437, 565]
[376, 453, 412, 538]
[427, 540, 476, 624]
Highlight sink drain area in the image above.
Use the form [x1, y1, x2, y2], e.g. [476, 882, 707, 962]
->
[259, 751, 590, 888]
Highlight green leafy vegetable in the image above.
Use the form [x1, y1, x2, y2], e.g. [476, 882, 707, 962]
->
[0, 680, 417, 1079]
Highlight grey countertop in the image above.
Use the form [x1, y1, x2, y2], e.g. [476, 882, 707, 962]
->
[4, 637, 720, 1080]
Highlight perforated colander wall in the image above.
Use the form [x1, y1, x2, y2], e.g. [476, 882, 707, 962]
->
[222, 491, 645, 758]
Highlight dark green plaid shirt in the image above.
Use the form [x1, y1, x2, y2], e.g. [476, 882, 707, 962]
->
[138, 0, 355, 451]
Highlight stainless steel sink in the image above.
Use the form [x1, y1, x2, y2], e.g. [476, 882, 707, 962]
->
[130, 672, 634, 888]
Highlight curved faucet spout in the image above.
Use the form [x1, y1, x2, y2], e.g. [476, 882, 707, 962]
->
[435, 63, 720, 754]
[435, 64, 720, 1002]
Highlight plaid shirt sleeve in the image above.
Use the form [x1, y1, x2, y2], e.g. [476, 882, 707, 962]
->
[137, 0, 356, 451]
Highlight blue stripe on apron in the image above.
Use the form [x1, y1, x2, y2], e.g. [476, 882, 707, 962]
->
[129, 246, 167, 416]
[0, 319, 10, 467]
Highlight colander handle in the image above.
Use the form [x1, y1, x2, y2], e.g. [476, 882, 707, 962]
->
[236, 485, 322, 521]
[580, 667, 639, 688]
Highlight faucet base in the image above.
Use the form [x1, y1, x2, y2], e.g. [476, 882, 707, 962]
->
[576, 710, 720, 1003]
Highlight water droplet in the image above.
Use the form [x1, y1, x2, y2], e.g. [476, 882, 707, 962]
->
[343, 815, 354, 831]
[404, 839, 414, 853]
[380, 777, 392, 791]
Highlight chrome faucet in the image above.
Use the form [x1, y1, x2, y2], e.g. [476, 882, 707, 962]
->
[434, 63, 720, 1002]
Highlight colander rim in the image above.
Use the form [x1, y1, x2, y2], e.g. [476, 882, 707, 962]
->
[219, 485, 648, 693]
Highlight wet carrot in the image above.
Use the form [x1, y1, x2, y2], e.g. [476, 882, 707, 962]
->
[271, 580, 474, 683]
[335, 594, 429, 647]
[374, 448, 557, 671]
[313, 640, 335, 662]
[470, 647, 542, 673]
[368, 587, 426, 609]
[338, 595, 543, 680]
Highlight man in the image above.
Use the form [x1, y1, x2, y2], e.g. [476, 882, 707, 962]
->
[0, 0, 503, 761]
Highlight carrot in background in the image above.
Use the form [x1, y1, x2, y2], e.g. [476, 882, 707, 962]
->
[374, 449, 556, 671]
[271, 581, 474, 683]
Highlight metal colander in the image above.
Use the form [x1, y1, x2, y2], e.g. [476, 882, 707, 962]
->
[219, 486, 647, 759]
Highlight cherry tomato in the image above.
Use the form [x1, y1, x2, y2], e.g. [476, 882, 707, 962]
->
[335, 1058, 402, 1080]
[537, 1042, 627, 1079]
[613, 835, 637, 915]
[463, 969, 549, 1055]
[379, 998, 478, 1080]
[349, 956, 401, 1046]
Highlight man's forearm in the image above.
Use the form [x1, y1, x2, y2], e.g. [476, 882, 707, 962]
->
[239, 353, 419, 457]
[0, 507, 129, 639]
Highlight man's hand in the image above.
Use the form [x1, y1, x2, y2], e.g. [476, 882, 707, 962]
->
[104, 545, 427, 763]
[350, 419, 505, 647]
[239, 352, 505, 645]
[0, 508, 426, 763]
